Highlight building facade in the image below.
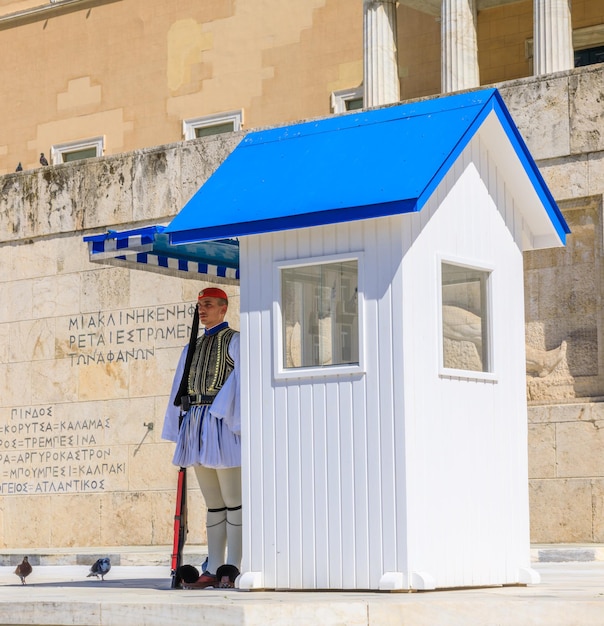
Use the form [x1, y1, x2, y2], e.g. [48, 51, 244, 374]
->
[1, 0, 603, 173]
[1, 0, 604, 549]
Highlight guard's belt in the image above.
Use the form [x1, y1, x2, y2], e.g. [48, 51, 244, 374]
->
[181, 394, 215, 410]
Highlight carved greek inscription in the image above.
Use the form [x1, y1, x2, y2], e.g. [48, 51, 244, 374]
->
[66, 304, 195, 366]
[0, 405, 120, 495]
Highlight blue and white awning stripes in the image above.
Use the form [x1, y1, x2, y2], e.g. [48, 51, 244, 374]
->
[84, 225, 240, 284]
[115, 251, 240, 280]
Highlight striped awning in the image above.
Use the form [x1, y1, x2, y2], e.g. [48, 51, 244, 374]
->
[84, 225, 240, 284]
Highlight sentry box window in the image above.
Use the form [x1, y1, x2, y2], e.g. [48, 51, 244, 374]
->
[278, 258, 360, 375]
[441, 262, 491, 374]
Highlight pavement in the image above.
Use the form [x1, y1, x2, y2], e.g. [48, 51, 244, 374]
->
[0, 545, 603, 626]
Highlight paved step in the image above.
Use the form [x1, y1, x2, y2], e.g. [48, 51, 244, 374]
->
[1, 561, 604, 626]
[531, 543, 604, 563]
[0, 545, 207, 567]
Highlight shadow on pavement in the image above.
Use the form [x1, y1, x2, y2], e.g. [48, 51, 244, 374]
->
[8, 578, 173, 590]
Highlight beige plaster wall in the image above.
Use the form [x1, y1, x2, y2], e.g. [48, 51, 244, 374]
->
[2, 0, 603, 176]
[0, 0, 364, 175]
[397, 6, 441, 100]
[478, 0, 604, 86]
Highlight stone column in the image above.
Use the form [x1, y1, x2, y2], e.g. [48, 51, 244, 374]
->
[363, 0, 400, 108]
[441, 0, 480, 93]
[533, 0, 574, 75]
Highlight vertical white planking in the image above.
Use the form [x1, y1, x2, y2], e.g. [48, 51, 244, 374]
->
[239, 236, 254, 577]
[253, 231, 279, 589]
[351, 378, 370, 588]
[376, 218, 398, 576]
[389, 215, 408, 577]
[299, 382, 317, 588]
[286, 384, 303, 588]
[324, 380, 343, 586]
[477, 137, 532, 579]
[348, 220, 372, 589]
[360, 218, 386, 587]
[273, 382, 289, 588]
[331, 221, 356, 588]
[240, 237, 266, 577]
[311, 380, 330, 588]
[337, 379, 356, 588]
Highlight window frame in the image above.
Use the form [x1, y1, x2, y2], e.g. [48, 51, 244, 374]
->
[182, 110, 243, 141]
[437, 255, 497, 382]
[51, 136, 104, 165]
[330, 87, 364, 114]
[273, 252, 365, 380]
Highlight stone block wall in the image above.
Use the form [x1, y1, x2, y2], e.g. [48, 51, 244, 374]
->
[0, 132, 241, 549]
[498, 65, 604, 542]
[529, 401, 604, 543]
[2, 66, 604, 547]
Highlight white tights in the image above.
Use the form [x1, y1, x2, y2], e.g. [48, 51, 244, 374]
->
[194, 465, 242, 575]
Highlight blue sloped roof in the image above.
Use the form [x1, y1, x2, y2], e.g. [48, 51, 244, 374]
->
[165, 88, 569, 246]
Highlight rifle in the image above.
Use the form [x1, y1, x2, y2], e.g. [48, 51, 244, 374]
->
[170, 465, 188, 588]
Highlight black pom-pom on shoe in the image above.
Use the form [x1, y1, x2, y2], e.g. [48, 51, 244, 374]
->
[177, 564, 200, 584]
[216, 564, 240, 588]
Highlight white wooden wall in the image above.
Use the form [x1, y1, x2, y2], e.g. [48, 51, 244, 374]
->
[401, 132, 532, 588]
[240, 214, 407, 589]
[239, 130, 535, 590]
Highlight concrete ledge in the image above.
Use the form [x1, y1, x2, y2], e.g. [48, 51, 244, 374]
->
[531, 544, 604, 562]
[0, 545, 207, 567]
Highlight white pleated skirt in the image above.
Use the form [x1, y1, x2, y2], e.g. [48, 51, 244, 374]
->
[172, 405, 241, 469]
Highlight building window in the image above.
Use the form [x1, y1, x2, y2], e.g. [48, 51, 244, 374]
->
[182, 111, 243, 141]
[575, 45, 604, 67]
[574, 24, 604, 67]
[441, 262, 491, 374]
[51, 137, 104, 164]
[331, 87, 363, 114]
[526, 24, 604, 70]
[279, 257, 360, 373]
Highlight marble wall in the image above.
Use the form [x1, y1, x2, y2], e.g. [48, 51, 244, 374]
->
[498, 65, 604, 542]
[0, 132, 241, 549]
[1, 65, 604, 547]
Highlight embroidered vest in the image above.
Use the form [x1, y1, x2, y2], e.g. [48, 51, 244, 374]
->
[187, 327, 236, 397]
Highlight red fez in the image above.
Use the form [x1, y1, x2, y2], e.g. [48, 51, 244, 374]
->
[198, 287, 228, 301]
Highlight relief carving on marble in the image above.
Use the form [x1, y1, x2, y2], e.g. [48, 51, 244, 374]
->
[523, 197, 602, 402]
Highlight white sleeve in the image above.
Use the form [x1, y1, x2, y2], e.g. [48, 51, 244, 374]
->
[161, 346, 188, 442]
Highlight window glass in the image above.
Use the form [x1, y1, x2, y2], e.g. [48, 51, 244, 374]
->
[194, 121, 235, 138]
[441, 262, 490, 373]
[281, 260, 358, 368]
[574, 45, 604, 67]
[62, 147, 98, 162]
[345, 97, 363, 111]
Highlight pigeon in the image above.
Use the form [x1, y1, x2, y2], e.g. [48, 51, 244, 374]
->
[14, 556, 32, 584]
[87, 557, 111, 580]
[39, 153, 49, 166]
[15, 162, 23, 172]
